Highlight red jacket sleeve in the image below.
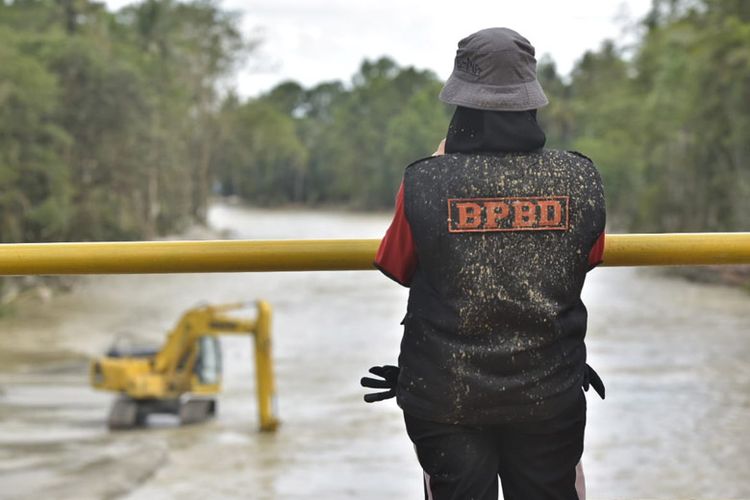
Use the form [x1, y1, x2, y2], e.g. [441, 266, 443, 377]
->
[588, 232, 605, 270]
[374, 181, 417, 287]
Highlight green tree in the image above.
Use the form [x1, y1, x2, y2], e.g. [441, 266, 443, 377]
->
[0, 0, 248, 242]
[215, 100, 308, 203]
[0, 28, 71, 243]
[383, 82, 453, 192]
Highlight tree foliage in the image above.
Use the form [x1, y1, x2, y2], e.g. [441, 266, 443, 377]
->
[215, 58, 453, 208]
[538, 0, 750, 231]
[0, 0, 246, 242]
[1, 0, 748, 245]
[217, 0, 749, 231]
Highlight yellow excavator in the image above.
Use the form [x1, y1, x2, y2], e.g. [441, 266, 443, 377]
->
[90, 301, 279, 431]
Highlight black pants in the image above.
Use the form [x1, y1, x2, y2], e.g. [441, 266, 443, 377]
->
[404, 391, 586, 500]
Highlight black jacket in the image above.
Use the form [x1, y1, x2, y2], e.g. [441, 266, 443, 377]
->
[397, 149, 605, 424]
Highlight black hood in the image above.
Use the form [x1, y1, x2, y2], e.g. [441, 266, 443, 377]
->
[444, 106, 546, 154]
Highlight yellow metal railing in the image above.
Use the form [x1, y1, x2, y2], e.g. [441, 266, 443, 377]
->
[0, 233, 749, 275]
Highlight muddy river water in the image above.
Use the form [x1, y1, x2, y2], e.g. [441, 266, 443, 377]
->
[0, 203, 749, 499]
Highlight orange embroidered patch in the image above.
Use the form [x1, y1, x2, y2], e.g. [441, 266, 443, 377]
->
[447, 196, 569, 233]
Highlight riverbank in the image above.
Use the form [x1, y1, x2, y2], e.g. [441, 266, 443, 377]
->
[0, 223, 230, 315]
[667, 265, 750, 292]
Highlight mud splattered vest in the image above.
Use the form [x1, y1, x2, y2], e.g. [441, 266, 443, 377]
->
[398, 150, 605, 424]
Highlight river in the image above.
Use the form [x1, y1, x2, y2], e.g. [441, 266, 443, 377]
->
[0, 203, 748, 499]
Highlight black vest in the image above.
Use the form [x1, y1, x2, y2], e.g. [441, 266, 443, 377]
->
[398, 150, 605, 424]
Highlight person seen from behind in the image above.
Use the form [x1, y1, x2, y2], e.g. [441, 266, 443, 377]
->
[361, 27, 606, 500]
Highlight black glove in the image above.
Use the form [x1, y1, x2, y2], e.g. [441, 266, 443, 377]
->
[582, 363, 605, 399]
[360, 365, 399, 403]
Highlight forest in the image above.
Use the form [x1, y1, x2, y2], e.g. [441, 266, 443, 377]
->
[0, 0, 749, 249]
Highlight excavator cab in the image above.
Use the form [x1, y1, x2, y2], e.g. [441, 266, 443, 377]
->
[194, 336, 222, 386]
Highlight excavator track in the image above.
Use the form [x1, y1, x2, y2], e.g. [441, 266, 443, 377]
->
[107, 396, 216, 429]
[178, 398, 216, 425]
[107, 396, 144, 430]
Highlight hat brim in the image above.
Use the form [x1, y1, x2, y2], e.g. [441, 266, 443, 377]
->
[439, 74, 549, 111]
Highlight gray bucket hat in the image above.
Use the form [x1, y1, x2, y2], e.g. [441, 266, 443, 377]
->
[439, 27, 548, 111]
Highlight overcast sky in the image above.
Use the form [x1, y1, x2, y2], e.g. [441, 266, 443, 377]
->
[105, 0, 654, 97]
